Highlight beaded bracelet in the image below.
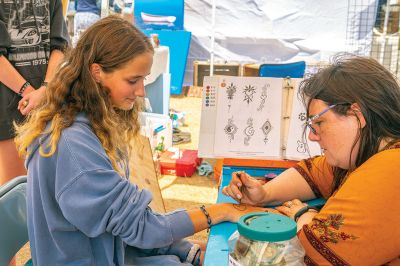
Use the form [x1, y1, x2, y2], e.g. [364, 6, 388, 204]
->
[200, 205, 212, 232]
[18, 81, 30, 96]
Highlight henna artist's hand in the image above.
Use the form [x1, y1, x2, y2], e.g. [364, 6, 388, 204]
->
[275, 199, 307, 219]
[222, 171, 267, 206]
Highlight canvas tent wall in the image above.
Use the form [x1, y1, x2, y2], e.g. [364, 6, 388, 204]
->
[183, 0, 379, 85]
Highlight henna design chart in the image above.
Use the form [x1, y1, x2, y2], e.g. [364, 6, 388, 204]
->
[243, 118, 255, 145]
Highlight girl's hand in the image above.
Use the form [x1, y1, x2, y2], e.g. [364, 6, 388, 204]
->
[18, 86, 45, 115]
[222, 171, 267, 206]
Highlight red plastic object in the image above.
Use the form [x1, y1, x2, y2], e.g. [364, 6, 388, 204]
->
[159, 149, 202, 177]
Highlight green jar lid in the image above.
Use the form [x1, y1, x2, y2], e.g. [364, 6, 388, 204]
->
[237, 212, 297, 242]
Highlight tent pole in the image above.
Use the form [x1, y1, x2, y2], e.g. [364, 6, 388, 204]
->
[210, 0, 216, 76]
[379, 2, 390, 64]
[101, 0, 110, 18]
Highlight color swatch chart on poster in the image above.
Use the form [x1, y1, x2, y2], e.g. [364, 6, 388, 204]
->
[204, 84, 216, 108]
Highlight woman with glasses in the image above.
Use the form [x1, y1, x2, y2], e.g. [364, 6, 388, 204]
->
[223, 55, 400, 265]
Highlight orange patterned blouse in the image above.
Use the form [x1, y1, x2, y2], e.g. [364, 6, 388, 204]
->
[294, 144, 400, 265]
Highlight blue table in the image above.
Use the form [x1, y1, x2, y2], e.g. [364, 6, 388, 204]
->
[203, 166, 326, 266]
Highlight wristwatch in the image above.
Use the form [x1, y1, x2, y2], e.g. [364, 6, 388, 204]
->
[294, 206, 319, 222]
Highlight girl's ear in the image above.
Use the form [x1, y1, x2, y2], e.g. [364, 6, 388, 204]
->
[350, 103, 366, 128]
[90, 63, 102, 83]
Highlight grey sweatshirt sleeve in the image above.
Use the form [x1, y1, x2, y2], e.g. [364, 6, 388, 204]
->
[49, 0, 70, 51]
[55, 130, 194, 249]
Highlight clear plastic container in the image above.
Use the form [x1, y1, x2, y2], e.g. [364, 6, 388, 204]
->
[228, 212, 305, 266]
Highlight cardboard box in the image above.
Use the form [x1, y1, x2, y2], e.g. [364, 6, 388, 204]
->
[159, 148, 202, 177]
[193, 61, 241, 87]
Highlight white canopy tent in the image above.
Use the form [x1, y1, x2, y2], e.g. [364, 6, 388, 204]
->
[183, 0, 378, 83]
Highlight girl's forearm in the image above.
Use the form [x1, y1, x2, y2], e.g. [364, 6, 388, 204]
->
[187, 203, 230, 233]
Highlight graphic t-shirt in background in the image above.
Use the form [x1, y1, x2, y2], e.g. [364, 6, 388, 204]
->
[0, 0, 69, 140]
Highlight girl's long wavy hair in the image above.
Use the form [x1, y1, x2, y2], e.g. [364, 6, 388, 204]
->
[299, 54, 400, 193]
[15, 16, 154, 175]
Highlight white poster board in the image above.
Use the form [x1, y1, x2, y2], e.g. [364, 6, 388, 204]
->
[199, 76, 321, 160]
[285, 84, 322, 159]
[214, 77, 282, 158]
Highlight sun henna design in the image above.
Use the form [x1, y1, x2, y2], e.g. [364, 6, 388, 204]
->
[243, 84, 256, 104]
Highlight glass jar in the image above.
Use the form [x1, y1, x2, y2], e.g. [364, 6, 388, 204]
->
[228, 212, 305, 266]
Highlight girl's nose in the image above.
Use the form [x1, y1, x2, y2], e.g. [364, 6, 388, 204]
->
[135, 82, 146, 97]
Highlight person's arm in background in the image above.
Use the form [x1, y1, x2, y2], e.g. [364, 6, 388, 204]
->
[0, 55, 37, 96]
[0, 10, 36, 97]
[18, 49, 65, 114]
[18, 0, 70, 115]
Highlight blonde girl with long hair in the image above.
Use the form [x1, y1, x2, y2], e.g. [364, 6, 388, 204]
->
[15, 16, 271, 266]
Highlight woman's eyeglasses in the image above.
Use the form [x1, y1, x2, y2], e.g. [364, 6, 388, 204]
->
[305, 104, 339, 135]
[305, 103, 351, 135]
